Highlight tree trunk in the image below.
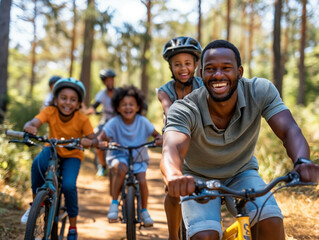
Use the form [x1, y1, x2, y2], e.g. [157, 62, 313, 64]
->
[226, 0, 231, 41]
[69, 0, 77, 77]
[247, 0, 254, 78]
[273, 0, 283, 97]
[79, 0, 95, 106]
[281, 0, 289, 81]
[0, 0, 12, 123]
[212, 9, 218, 40]
[239, 3, 246, 64]
[298, 0, 307, 105]
[140, 0, 152, 99]
[198, 0, 202, 44]
[30, 0, 38, 97]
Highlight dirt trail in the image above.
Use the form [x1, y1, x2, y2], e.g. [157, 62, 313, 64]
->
[6, 149, 168, 240]
[75, 150, 168, 240]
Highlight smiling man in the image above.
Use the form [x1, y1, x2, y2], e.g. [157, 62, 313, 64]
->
[160, 39, 319, 240]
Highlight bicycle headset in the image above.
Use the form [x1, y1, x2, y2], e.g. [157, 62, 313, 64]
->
[53, 77, 86, 102]
[48, 75, 62, 87]
[99, 69, 116, 81]
[162, 36, 202, 87]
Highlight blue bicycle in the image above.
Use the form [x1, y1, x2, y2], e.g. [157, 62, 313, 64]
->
[6, 130, 83, 240]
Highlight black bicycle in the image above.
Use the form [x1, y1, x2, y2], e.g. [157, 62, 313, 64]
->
[180, 171, 317, 240]
[103, 141, 159, 240]
[6, 130, 83, 240]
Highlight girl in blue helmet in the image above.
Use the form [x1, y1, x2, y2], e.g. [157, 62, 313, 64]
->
[22, 78, 97, 240]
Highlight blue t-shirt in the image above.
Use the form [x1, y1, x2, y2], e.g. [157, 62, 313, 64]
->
[103, 114, 155, 164]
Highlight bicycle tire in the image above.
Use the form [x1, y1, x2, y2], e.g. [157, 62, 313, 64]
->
[51, 197, 68, 240]
[125, 185, 136, 240]
[24, 190, 50, 240]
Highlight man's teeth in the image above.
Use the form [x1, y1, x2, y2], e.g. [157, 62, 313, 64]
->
[213, 83, 227, 88]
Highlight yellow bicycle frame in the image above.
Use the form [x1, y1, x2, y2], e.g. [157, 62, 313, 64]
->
[222, 216, 252, 240]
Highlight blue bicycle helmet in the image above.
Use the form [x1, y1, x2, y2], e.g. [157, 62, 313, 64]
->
[162, 36, 202, 62]
[53, 78, 86, 102]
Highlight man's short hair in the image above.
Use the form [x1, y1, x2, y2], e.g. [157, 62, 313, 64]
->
[201, 40, 242, 68]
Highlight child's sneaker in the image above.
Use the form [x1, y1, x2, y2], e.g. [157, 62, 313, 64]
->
[107, 203, 119, 222]
[21, 206, 31, 224]
[96, 164, 106, 177]
[67, 228, 78, 240]
[141, 210, 154, 227]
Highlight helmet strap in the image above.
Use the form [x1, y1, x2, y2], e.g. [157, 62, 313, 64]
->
[172, 75, 194, 90]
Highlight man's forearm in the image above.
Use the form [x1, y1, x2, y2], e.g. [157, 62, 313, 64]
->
[283, 125, 310, 163]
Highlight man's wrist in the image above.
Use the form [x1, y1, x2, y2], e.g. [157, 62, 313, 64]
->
[294, 158, 312, 168]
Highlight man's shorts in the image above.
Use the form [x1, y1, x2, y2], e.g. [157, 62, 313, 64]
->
[181, 169, 283, 239]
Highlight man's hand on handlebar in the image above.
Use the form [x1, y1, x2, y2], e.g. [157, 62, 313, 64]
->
[294, 162, 319, 183]
[166, 175, 195, 198]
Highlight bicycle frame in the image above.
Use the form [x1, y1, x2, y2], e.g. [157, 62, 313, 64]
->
[105, 141, 158, 240]
[39, 146, 63, 239]
[222, 216, 251, 240]
[121, 147, 142, 225]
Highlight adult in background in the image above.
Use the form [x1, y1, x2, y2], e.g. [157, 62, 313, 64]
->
[161, 39, 319, 240]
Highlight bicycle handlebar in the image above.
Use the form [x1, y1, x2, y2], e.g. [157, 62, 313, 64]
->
[102, 140, 159, 151]
[6, 130, 83, 151]
[181, 171, 317, 203]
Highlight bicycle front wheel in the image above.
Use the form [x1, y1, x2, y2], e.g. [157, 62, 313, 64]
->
[24, 190, 50, 240]
[125, 185, 136, 240]
[51, 195, 68, 240]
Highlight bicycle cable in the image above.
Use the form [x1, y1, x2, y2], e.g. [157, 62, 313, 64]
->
[254, 184, 287, 240]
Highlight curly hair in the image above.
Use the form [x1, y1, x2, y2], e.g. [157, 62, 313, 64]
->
[112, 85, 145, 115]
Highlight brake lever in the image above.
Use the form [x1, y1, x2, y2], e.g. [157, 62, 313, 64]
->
[9, 139, 36, 147]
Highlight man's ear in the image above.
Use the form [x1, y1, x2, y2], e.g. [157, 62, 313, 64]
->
[238, 66, 244, 79]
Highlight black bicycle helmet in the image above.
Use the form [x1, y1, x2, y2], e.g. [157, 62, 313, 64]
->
[53, 77, 86, 102]
[162, 36, 202, 62]
[48, 75, 62, 86]
[99, 69, 116, 80]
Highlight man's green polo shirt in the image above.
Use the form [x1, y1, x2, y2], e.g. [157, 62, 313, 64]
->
[165, 77, 288, 179]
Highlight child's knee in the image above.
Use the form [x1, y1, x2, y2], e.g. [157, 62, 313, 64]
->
[116, 162, 128, 175]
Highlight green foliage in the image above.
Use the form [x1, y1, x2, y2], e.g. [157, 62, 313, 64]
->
[257, 103, 319, 182]
[0, 123, 33, 193]
[6, 95, 47, 135]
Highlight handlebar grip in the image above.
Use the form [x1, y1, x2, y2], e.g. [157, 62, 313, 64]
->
[5, 130, 25, 138]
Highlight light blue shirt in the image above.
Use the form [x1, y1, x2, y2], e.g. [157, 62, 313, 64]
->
[103, 114, 155, 164]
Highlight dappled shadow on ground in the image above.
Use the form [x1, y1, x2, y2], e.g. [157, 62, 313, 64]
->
[74, 150, 169, 240]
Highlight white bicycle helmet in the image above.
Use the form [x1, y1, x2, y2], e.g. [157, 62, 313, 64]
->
[53, 78, 86, 102]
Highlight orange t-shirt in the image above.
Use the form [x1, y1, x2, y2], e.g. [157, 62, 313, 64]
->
[35, 106, 94, 160]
